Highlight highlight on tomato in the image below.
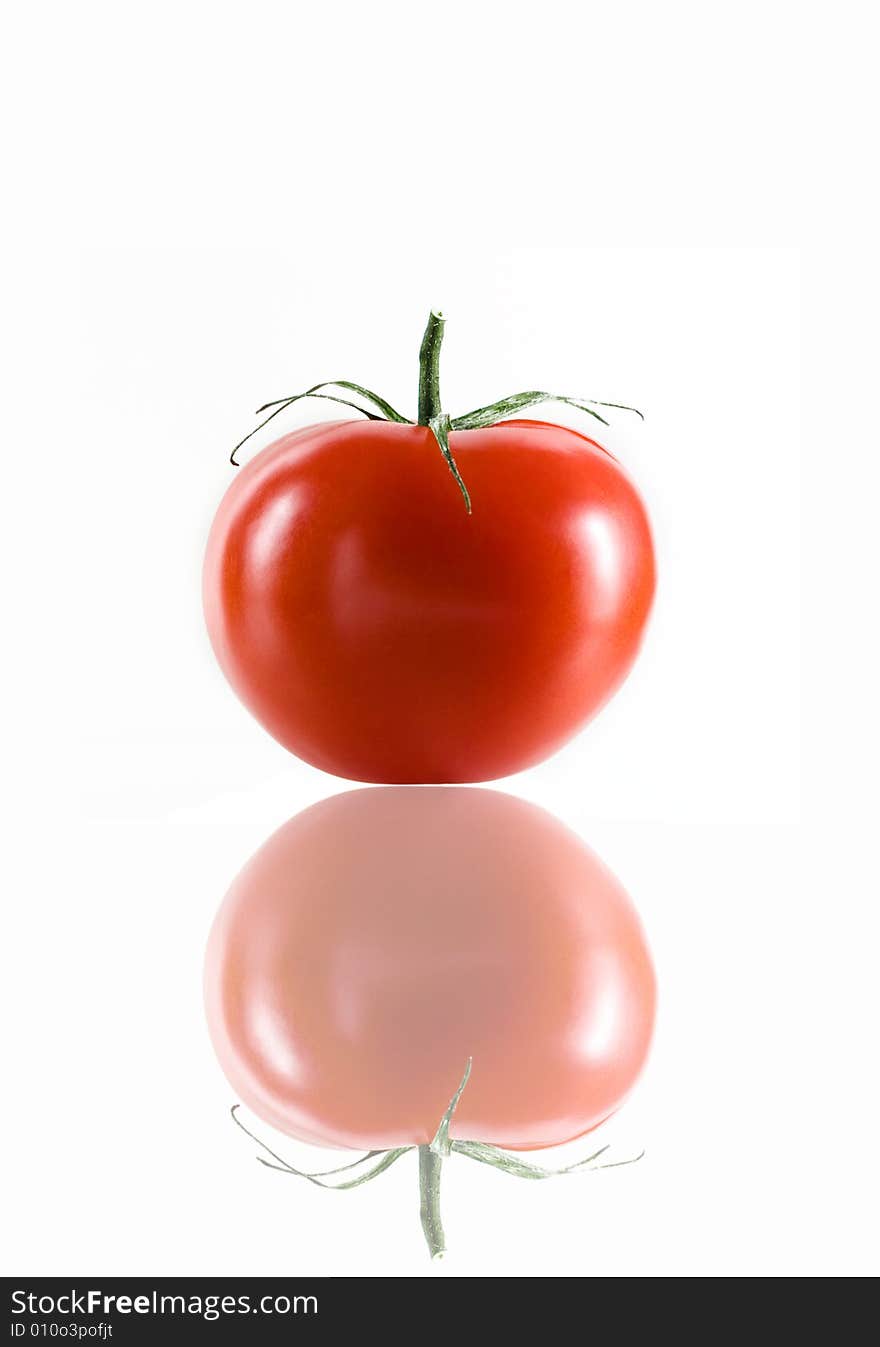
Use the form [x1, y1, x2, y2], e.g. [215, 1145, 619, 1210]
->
[203, 312, 655, 784]
[204, 787, 656, 1259]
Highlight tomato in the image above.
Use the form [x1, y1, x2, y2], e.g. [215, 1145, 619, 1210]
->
[204, 787, 656, 1153]
[203, 414, 655, 783]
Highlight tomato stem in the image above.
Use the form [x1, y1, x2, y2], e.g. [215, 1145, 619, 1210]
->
[417, 310, 446, 426]
[418, 1057, 470, 1259]
[418, 1145, 446, 1260]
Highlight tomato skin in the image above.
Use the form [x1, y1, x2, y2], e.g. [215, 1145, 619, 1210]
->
[204, 788, 656, 1152]
[203, 418, 655, 783]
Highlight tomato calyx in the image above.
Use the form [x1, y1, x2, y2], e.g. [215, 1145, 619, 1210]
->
[229, 311, 644, 514]
[229, 1060, 644, 1261]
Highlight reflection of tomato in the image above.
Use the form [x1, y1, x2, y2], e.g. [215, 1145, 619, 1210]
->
[204, 787, 656, 1151]
[203, 418, 655, 783]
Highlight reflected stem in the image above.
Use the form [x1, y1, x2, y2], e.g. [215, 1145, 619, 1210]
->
[418, 1144, 446, 1260]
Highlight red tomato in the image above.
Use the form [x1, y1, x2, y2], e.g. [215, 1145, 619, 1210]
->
[204, 787, 656, 1152]
[203, 418, 655, 783]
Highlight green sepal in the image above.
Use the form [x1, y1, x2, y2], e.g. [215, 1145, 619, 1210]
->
[257, 1146, 412, 1190]
[429, 414, 472, 514]
[231, 1103, 411, 1189]
[231, 381, 410, 464]
[429, 1058, 473, 1158]
[452, 390, 644, 431]
[256, 381, 410, 424]
[452, 1138, 645, 1179]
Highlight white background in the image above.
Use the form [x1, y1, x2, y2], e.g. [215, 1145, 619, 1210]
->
[2, 2, 878, 1279]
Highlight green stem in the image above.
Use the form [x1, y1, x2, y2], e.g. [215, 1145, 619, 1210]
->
[417, 310, 445, 425]
[418, 1144, 446, 1260]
